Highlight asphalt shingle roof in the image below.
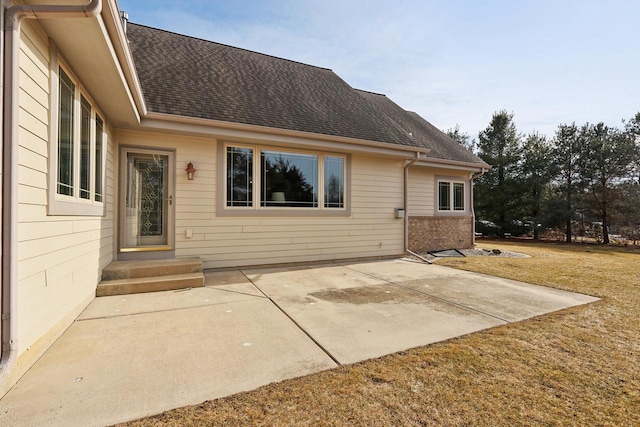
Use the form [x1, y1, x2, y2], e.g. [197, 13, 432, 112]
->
[127, 23, 486, 166]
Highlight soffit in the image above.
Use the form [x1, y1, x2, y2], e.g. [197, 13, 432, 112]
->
[25, 0, 139, 127]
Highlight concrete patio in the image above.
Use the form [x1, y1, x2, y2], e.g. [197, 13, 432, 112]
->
[0, 259, 598, 426]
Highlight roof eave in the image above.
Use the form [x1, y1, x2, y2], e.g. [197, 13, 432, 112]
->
[416, 156, 492, 172]
[101, 0, 148, 119]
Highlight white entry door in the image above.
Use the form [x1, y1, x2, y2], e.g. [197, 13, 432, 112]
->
[120, 148, 174, 251]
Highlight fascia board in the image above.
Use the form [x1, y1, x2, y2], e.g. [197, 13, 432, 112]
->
[141, 112, 432, 158]
[101, 0, 147, 118]
[416, 158, 492, 172]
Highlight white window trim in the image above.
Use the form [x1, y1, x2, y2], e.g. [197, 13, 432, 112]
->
[218, 142, 350, 217]
[436, 176, 469, 216]
[48, 47, 106, 216]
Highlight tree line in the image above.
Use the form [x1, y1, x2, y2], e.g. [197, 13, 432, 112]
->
[448, 111, 640, 244]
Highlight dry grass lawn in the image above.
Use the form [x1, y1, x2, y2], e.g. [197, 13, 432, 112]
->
[119, 241, 639, 426]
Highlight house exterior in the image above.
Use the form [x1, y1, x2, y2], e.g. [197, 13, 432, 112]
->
[0, 0, 489, 395]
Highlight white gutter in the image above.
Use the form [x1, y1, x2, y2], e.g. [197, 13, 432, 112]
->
[1, 0, 102, 388]
[416, 157, 491, 172]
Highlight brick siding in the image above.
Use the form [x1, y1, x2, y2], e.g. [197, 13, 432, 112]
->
[408, 216, 474, 252]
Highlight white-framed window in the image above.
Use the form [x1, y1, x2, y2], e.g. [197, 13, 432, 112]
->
[48, 55, 106, 216]
[437, 179, 466, 212]
[324, 155, 345, 209]
[224, 143, 347, 212]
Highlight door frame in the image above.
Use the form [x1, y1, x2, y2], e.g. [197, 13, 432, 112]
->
[118, 146, 176, 258]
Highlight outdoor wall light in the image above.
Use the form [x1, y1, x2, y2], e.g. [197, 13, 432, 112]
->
[185, 162, 196, 180]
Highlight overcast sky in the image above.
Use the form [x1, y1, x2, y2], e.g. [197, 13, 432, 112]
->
[117, 0, 639, 141]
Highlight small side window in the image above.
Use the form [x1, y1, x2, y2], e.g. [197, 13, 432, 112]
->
[95, 116, 104, 202]
[453, 182, 464, 210]
[80, 96, 91, 200]
[438, 182, 450, 210]
[324, 156, 344, 208]
[438, 180, 465, 213]
[226, 146, 254, 207]
[57, 68, 75, 197]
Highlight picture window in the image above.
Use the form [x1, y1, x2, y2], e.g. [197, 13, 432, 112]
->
[225, 145, 346, 211]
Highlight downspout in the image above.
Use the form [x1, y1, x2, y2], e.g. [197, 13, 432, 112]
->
[469, 168, 487, 246]
[1, 0, 102, 385]
[403, 152, 432, 264]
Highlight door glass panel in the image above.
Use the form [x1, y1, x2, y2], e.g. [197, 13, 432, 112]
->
[124, 152, 169, 247]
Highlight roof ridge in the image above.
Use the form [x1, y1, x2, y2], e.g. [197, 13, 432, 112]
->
[128, 22, 334, 72]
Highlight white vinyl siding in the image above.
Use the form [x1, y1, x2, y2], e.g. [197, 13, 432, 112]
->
[16, 22, 114, 356]
[407, 166, 435, 216]
[118, 131, 404, 269]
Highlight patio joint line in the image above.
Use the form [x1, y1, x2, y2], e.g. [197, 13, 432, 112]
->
[239, 270, 342, 366]
[203, 285, 268, 299]
[342, 265, 511, 323]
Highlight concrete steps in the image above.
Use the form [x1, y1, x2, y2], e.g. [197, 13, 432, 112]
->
[97, 257, 204, 297]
